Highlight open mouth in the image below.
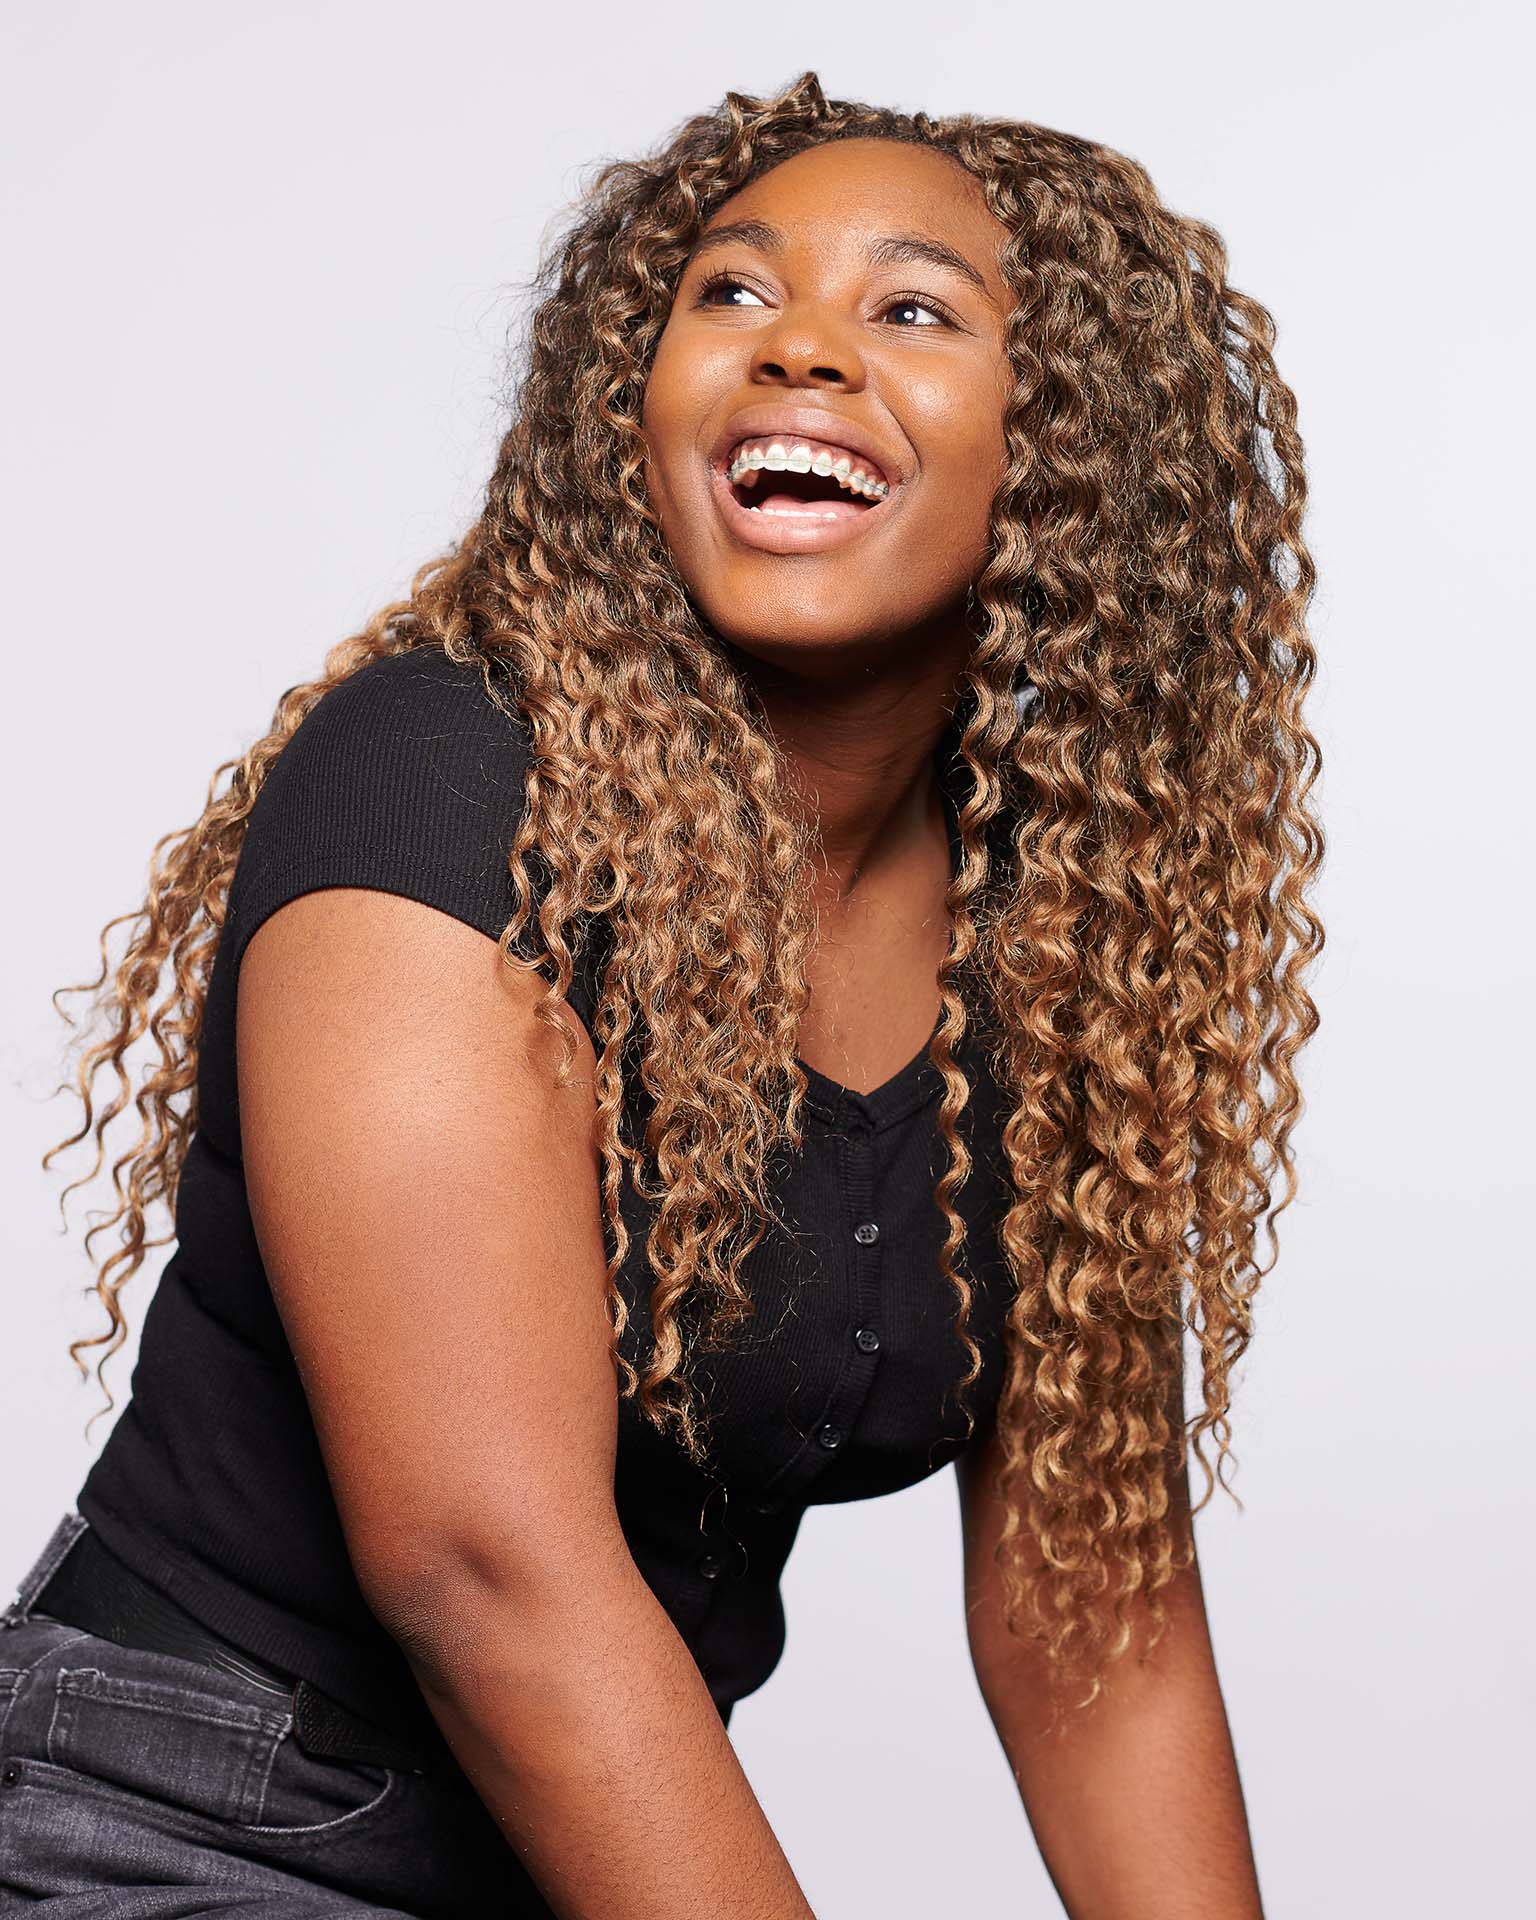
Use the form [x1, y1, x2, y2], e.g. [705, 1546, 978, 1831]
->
[721, 435, 893, 523]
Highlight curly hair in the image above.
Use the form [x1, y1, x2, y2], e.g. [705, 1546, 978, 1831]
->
[44, 70, 1323, 1710]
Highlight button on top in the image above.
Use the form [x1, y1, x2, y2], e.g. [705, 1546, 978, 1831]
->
[854, 1326, 881, 1353]
[853, 1221, 880, 1246]
[697, 1551, 726, 1580]
[817, 1423, 844, 1450]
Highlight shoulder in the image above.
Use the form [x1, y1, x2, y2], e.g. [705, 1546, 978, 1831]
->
[260, 645, 530, 808]
[227, 645, 540, 980]
[247, 645, 532, 860]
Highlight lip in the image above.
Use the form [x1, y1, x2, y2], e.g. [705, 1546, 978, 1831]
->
[705, 405, 906, 556]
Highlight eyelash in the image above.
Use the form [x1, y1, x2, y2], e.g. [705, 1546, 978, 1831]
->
[693, 268, 958, 329]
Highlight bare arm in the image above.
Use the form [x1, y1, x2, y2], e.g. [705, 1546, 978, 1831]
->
[956, 1411, 1263, 1920]
[239, 888, 814, 1920]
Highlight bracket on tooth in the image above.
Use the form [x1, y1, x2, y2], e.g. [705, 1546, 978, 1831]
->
[727, 441, 888, 500]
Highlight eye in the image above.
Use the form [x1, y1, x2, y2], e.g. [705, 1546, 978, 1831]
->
[695, 269, 768, 309]
[880, 291, 954, 328]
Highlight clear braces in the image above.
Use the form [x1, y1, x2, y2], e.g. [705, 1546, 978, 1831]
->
[726, 440, 890, 501]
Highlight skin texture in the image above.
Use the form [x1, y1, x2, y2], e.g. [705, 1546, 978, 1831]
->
[641, 138, 1015, 1093]
[646, 135, 1264, 1915]
[239, 138, 1263, 1918]
[959, 1405, 1263, 1918]
[240, 895, 816, 1919]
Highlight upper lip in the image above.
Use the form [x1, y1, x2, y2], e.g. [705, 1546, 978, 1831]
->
[708, 406, 905, 491]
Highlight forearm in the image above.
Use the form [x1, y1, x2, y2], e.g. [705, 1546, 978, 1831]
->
[386, 1556, 815, 1920]
[979, 1571, 1263, 1920]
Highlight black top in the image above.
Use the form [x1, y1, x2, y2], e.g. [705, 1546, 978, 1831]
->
[75, 644, 1018, 1733]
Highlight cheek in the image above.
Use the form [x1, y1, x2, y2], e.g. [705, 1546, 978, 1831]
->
[643, 323, 729, 442]
[904, 364, 1010, 540]
[913, 444, 1004, 592]
[639, 336, 692, 490]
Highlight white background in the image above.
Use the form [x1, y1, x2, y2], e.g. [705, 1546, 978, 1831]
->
[3, 3, 1531, 1913]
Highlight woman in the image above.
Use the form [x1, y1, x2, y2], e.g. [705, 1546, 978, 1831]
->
[2, 71, 1321, 1918]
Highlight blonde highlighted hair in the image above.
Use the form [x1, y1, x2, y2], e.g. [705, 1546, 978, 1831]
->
[46, 72, 1324, 1709]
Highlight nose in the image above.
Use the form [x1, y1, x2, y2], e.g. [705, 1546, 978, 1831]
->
[749, 304, 866, 391]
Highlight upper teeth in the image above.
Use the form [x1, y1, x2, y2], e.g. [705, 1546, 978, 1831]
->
[725, 438, 889, 500]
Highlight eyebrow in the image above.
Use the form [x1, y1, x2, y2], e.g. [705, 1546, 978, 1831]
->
[689, 220, 989, 296]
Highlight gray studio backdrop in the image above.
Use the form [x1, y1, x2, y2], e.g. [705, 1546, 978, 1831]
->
[3, 4, 1530, 1914]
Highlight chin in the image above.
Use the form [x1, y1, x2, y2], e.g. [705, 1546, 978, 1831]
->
[714, 615, 897, 672]
[697, 575, 915, 663]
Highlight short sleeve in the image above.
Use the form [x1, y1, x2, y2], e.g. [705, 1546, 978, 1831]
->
[224, 646, 595, 1028]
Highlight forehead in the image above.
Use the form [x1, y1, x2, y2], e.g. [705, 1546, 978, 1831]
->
[698, 138, 1008, 285]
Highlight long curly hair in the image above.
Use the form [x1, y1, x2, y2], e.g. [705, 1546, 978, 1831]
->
[44, 71, 1323, 1709]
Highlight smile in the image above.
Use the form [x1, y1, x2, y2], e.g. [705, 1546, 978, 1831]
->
[709, 434, 899, 555]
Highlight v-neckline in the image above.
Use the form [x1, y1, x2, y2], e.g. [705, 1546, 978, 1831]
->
[793, 1000, 950, 1126]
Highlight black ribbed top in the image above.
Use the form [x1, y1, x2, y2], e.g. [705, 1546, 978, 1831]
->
[75, 644, 1018, 1728]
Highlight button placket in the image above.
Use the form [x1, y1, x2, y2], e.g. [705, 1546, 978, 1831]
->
[844, 1113, 885, 1388]
[744, 1100, 885, 1516]
[795, 1108, 882, 1475]
[683, 1482, 745, 1612]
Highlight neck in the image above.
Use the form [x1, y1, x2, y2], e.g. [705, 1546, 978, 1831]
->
[741, 645, 965, 907]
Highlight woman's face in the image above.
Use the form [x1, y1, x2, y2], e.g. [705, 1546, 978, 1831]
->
[640, 137, 1015, 675]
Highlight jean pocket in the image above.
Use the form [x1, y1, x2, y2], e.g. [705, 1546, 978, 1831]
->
[252, 1725, 397, 1834]
[44, 1658, 395, 1837]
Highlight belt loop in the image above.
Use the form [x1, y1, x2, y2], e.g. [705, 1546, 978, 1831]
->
[3, 1513, 88, 1627]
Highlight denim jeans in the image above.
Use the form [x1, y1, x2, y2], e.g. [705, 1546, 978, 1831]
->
[0, 1514, 557, 1915]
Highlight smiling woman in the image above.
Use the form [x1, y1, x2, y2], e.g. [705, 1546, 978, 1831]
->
[9, 69, 1321, 1920]
[646, 139, 1012, 592]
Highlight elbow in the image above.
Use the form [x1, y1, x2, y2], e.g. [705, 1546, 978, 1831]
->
[966, 1608, 1056, 1732]
[354, 1513, 636, 1692]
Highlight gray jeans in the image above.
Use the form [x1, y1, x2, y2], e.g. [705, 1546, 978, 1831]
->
[0, 1514, 554, 1915]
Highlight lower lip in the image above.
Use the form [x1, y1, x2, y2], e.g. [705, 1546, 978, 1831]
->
[708, 462, 897, 554]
